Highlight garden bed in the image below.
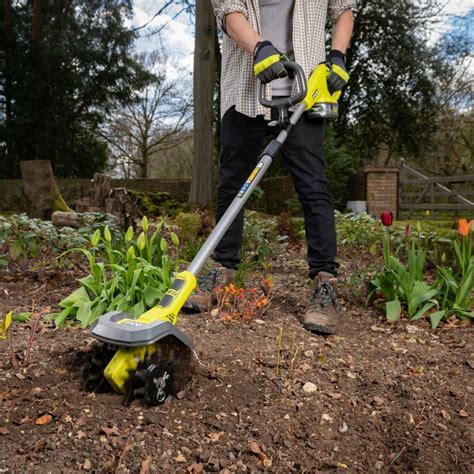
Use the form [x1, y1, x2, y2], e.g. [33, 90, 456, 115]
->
[0, 246, 472, 473]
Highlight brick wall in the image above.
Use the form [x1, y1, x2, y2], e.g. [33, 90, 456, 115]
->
[365, 166, 399, 217]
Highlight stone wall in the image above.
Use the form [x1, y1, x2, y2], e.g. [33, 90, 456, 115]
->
[0, 174, 370, 216]
[365, 166, 399, 217]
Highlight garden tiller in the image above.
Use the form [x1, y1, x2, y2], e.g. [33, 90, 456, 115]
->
[85, 61, 346, 406]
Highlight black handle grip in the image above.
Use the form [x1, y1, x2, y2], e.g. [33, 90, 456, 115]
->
[258, 61, 308, 109]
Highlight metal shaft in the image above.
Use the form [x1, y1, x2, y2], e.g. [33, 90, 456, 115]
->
[187, 102, 306, 276]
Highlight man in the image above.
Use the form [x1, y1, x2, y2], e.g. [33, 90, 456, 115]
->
[186, 0, 355, 335]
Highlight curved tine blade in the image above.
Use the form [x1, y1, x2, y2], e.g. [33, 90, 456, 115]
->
[123, 388, 136, 407]
[91, 357, 104, 367]
[135, 370, 148, 382]
[133, 387, 146, 398]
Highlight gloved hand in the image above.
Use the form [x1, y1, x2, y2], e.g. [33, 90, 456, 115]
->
[253, 40, 288, 84]
[327, 49, 349, 94]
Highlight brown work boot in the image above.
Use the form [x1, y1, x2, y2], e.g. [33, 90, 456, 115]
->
[303, 272, 340, 335]
[182, 262, 236, 313]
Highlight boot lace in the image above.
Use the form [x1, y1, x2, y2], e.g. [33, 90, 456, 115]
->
[198, 268, 225, 292]
[310, 281, 337, 308]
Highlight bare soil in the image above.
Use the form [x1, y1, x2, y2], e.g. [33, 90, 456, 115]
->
[0, 247, 473, 473]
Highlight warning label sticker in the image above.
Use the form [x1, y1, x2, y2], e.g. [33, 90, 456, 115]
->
[237, 163, 264, 198]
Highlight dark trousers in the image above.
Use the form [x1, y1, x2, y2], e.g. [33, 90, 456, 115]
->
[213, 106, 338, 279]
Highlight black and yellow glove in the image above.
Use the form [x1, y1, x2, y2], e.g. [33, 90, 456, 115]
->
[327, 49, 350, 94]
[253, 40, 288, 84]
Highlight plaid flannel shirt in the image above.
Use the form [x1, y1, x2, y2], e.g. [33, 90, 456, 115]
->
[211, 0, 356, 119]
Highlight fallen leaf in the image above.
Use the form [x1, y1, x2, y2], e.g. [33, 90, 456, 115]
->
[100, 426, 120, 437]
[0, 427, 10, 435]
[409, 414, 415, 425]
[370, 325, 388, 333]
[459, 410, 469, 418]
[346, 371, 356, 379]
[207, 431, 224, 442]
[83, 459, 92, 471]
[210, 308, 220, 317]
[176, 391, 186, 400]
[250, 441, 264, 456]
[327, 392, 342, 400]
[186, 463, 203, 473]
[76, 431, 87, 440]
[15, 373, 26, 380]
[35, 414, 52, 426]
[174, 454, 187, 463]
[441, 410, 451, 421]
[139, 455, 153, 474]
[249, 441, 270, 465]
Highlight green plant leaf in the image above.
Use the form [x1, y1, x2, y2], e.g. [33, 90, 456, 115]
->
[9, 240, 22, 260]
[386, 300, 401, 322]
[76, 301, 94, 328]
[53, 306, 76, 327]
[58, 286, 90, 308]
[411, 302, 436, 320]
[456, 268, 473, 307]
[131, 300, 145, 318]
[13, 312, 32, 322]
[407, 281, 438, 317]
[430, 310, 445, 329]
[143, 287, 162, 307]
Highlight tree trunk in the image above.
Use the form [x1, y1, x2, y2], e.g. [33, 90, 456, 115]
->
[32, 0, 41, 41]
[188, 0, 216, 207]
[105, 188, 137, 230]
[91, 173, 111, 209]
[20, 160, 71, 219]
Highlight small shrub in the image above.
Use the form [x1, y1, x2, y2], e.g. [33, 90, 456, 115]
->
[335, 211, 382, 247]
[0, 212, 118, 263]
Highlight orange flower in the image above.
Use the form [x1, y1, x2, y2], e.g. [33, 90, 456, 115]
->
[469, 220, 474, 233]
[263, 278, 273, 288]
[458, 218, 469, 237]
[256, 297, 269, 308]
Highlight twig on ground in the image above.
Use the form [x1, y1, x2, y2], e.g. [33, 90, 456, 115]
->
[116, 429, 135, 473]
[7, 330, 18, 369]
[22, 306, 44, 367]
[275, 326, 283, 376]
[389, 447, 406, 467]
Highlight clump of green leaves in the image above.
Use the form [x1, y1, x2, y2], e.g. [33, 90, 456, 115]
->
[335, 211, 383, 247]
[52, 217, 179, 327]
[367, 229, 438, 322]
[0, 212, 119, 264]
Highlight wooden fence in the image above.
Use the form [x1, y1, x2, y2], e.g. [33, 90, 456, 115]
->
[398, 161, 474, 219]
